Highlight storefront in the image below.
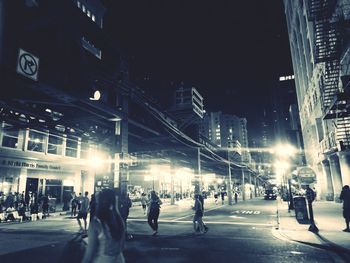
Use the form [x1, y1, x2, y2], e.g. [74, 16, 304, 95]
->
[0, 154, 94, 204]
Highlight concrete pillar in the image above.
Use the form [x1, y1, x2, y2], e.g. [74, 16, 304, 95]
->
[321, 159, 334, 200]
[316, 162, 325, 200]
[18, 168, 28, 194]
[328, 155, 343, 202]
[338, 151, 350, 186]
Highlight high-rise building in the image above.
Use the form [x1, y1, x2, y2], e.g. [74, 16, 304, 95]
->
[283, 0, 350, 200]
[200, 111, 251, 164]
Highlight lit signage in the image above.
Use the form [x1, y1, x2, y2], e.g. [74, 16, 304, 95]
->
[0, 158, 61, 171]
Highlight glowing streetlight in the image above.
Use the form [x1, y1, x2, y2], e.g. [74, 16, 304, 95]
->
[274, 143, 296, 210]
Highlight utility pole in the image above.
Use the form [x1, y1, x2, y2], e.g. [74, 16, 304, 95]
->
[227, 159, 233, 205]
[242, 167, 245, 201]
[195, 147, 201, 194]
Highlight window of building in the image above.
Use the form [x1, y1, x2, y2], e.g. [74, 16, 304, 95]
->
[45, 179, 62, 203]
[1, 123, 19, 148]
[92, 14, 96, 22]
[80, 140, 90, 159]
[82, 4, 86, 13]
[66, 137, 78, 158]
[27, 130, 45, 153]
[77, 0, 81, 8]
[48, 134, 63, 155]
[87, 10, 91, 17]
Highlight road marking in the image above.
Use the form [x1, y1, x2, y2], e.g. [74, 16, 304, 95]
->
[232, 210, 261, 214]
[128, 218, 273, 226]
[229, 215, 247, 219]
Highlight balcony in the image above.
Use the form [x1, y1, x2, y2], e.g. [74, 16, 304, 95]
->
[320, 131, 337, 154]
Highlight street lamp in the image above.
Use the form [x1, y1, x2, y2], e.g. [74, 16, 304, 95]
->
[273, 143, 297, 210]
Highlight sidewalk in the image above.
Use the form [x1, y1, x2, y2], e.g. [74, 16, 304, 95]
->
[277, 198, 350, 258]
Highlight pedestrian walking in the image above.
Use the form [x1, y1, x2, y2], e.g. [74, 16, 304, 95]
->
[340, 185, 350, 232]
[89, 194, 96, 222]
[193, 194, 205, 234]
[147, 191, 162, 236]
[221, 191, 225, 205]
[120, 193, 132, 239]
[77, 191, 89, 233]
[82, 189, 125, 263]
[214, 192, 218, 205]
[198, 194, 208, 233]
[234, 192, 238, 204]
[70, 192, 78, 218]
[140, 193, 148, 215]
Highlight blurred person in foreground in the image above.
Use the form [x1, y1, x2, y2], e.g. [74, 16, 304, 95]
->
[82, 189, 125, 263]
[340, 185, 350, 232]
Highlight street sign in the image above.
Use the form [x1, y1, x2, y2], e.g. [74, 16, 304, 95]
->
[16, 48, 39, 81]
[297, 166, 316, 185]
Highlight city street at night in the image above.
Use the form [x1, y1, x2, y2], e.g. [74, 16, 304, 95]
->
[1, 0, 350, 262]
[1, 197, 350, 263]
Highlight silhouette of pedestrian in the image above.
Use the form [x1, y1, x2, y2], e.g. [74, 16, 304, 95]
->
[77, 192, 89, 233]
[234, 192, 238, 204]
[147, 191, 162, 236]
[340, 185, 350, 232]
[221, 191, 225, 205]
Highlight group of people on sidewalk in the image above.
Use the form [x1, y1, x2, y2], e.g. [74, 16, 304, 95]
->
[0, 191, 51, 223]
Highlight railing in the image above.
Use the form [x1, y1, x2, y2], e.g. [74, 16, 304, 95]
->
[320, 131, 337, 153]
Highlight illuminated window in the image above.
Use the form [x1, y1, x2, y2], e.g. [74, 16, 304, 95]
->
[82, 5, 86, 13]
[87, 10, 91, 17]
[80, 140, 90, 159]
[48, 134, 63, 155]
[92, 14, 96, 22]
[66, 137, 78, 158]
[27, 130, 45, 152]
[77, 1, 81, 8]
[1, 123, 19, 148]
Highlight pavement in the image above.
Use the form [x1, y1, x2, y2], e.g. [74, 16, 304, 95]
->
[276, 197, 350, 261]
[2, 195, 349, 260]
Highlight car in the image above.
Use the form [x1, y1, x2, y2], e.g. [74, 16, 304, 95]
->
[264, 190, 277, 200]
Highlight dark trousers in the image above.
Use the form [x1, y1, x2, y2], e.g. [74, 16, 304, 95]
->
[148, 210, 160, 231]
[71, 206, 77, 217]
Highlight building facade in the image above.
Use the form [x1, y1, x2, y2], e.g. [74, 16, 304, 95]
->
[0, 0, 128, 204]
[283, 0, 350, 200]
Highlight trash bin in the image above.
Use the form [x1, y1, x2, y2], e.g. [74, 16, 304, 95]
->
[293, 196, 309, 222]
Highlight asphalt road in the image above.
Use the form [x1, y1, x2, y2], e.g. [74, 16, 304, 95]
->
[0, 198, 342, 263]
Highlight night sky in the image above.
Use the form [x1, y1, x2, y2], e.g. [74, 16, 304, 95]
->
[107, 0, 293, 138]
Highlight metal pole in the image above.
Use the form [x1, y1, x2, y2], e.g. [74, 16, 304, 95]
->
[288, 178, 294, 210]
[170, 161, 175, 205]
[195, 147, 201, 194]
[228, 160, 233, 205]
[242, 168, 245, 201]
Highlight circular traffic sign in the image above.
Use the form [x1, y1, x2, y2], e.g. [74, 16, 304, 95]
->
[19, 53, 38, 76]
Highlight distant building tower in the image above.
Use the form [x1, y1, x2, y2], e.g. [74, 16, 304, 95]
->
[272, 75, 297, 143]
[199, 111, 251, 164]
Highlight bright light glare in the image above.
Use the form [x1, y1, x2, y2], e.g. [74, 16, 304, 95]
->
[274, 160, 290, 170]
[274, 144, 297, 158]
[217, 178, 223, 184]
[89, 156, 103, 168]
